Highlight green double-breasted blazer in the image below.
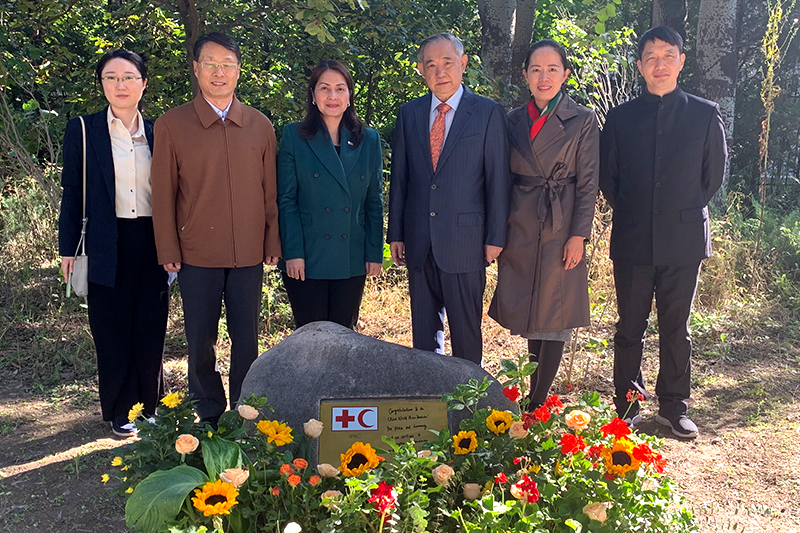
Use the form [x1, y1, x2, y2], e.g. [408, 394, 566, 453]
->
[277, 122, 384, 279]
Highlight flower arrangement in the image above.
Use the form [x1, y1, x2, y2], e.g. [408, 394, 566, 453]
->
[109, 356, 697, 533]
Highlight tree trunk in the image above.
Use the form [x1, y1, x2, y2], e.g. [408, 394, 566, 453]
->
[174, 0, 202, 96]
[696, 0, 738, 206]
[651, 0, 688, 40]
[510, 0, 538, 107]
[477, 0, 514, 90]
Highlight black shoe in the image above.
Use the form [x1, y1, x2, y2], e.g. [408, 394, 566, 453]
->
[200, 416, 219, 431]
[111, 417, 138, 438]
[623, 412, 642, 428]
[655, 413, 698, 439]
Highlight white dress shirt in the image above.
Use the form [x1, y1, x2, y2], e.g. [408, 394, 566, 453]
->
[429, 84, 464, 142]
[108, 108, 152, 218]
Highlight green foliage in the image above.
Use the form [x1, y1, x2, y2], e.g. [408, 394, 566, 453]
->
[126, 465, 208, 533]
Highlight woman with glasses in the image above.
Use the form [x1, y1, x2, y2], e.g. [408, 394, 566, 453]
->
[489, 40, 599, 409]
[58, 50, 168, 437]
[277, 60, 383, 329]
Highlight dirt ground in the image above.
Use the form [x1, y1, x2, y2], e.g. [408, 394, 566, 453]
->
[1, 296, 799, 532]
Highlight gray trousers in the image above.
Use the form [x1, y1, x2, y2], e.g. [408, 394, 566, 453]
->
[178, 263, 263, 419]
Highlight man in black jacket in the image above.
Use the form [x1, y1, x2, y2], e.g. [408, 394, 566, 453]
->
[599, 26, 727, 438]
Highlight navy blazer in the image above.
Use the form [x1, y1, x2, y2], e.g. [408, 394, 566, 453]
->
[387, 87, 510, 273]
[277, 123, 384, 279]
[58, 108, 155, 287]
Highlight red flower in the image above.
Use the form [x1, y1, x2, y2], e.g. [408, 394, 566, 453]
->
[520, 411, 537, 430]
[309, 475, 321, 485]
[503, 386, 521, 403]
[533, 405, 551, 422]
[514, 475, 540, 503]
[513, 456, 524, 465]
[626, 389, 645, 403]
[559, 433, 587, 454]
[587, 444, 605, 460]
[633, 443, 667, 474]
[288, 474, 301, 486]
[566, 383, 573, 389]
[368, 481, 397, 517]
[600, 417, 631, 440]
[494, 472, 508, 484]
[271, 486, 280, 496]
[604, 473, 616, 481]
[279, 463, 295, 476]
[545, 394, 563, 412]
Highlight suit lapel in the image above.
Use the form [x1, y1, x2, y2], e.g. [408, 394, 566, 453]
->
[413, 94, 434, 174]
[534, 95, 577, 154]
[89, 109, 116, 202]
[435, 87, 475, 173]
[307, 129, 350, 195]
[508, 106, 543, 177]
[339, 127, 362, 182]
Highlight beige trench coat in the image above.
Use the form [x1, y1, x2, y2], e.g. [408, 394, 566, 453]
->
[488, 92, 599, 334]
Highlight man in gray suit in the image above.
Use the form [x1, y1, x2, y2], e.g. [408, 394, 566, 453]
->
[387, 33, 510, 365]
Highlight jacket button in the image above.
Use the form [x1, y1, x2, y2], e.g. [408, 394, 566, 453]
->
[344, 207, 350, 212]
[431, 184, 437, 189]
[314, 173, 320, 178]
[342, 234, 348, 239]
[656, 155, 662, 161]
[326, 207, 331, 212]
[655, 182, 661, 188]
[659, 104, 665, 111]
[430, 211, 436, 217]
[324, 234, 330, 239]
[657, 130, 662, 136]
[654, 209, 660, 215]
[360, 175, 365, 180]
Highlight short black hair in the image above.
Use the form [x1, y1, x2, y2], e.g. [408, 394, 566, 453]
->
[193, 32, 241, 63]
[524, 39, 570, 71]
[638, 26, 683, 59]
[95, 50, 147, 84]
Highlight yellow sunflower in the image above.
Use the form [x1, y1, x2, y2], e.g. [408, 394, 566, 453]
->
[256, 420, 294, 446]
[191, 480, 239, 516]
[160, 391, 183, 408]
[452, 430, 478, 455]
[111, 456, 122, 467]
[127, 403, 144, 423]
[339, 442, 383, 477]
[486, 410, 514, 435]
[601, 438, 641, 477]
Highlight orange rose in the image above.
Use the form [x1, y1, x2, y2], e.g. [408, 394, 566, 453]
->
[292, 458, 309, 469]
[565, 410, 592, 431]
[271, 486, 280, 496]
[175, 434, 199, 455]
[219, 467, 249, 487]
[279, 464, 295, 476]
[288, 474, 301, 486]
[309, 475, 321, 486]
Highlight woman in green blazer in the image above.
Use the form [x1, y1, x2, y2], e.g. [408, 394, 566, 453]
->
[277, 59, 384, 329]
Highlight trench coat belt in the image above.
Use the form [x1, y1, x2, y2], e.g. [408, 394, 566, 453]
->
[512, 168, 577, 233]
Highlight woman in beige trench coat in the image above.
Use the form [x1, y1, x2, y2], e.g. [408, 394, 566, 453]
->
[489, 39, 599, 409]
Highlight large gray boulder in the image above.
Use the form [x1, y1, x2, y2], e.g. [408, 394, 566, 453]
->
[239, 321, 515, 443]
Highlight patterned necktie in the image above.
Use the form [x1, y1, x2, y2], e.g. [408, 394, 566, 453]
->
[430, 102, 451, 171]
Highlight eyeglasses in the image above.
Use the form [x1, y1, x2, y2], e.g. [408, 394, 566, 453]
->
[101, 76, 143, 84]
[199, 61, 239, 73]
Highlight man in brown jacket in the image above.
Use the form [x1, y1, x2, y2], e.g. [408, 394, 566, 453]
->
[151, 32, 281, 427]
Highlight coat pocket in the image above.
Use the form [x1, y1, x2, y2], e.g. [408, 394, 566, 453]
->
[680, 206, 708, 222]
[458, 212, 485, 226]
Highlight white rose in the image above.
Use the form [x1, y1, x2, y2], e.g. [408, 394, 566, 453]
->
[237, 404, 259, 420]
[219, 467, 249, 487]
[432, 464, 454, 486]
[508, 421, 529, 439]
[321, 489, 343, 509]
[462, 483, 482, 500]
[303, 418, 324, 438]
[583, 502, 609, 523]
[317, 463, 340, 478]
[284, 522, 302, 533]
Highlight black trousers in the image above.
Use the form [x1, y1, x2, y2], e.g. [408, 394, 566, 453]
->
[612, 261, 701, 418]
[178, 263, 263, 419]
[408, 249, 486, 365]
[282, 273, 366, 329]
[87, 217, 168, 422]
[527, 339, 565, 408]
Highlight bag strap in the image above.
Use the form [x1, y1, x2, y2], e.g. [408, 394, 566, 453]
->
[77, 116, 88, 256]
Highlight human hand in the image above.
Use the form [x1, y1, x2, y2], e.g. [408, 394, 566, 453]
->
[563, 236, 585, 270]
[366, 262, 382, 277]
[485, 245, 503, 263]
[286, 258, 305, 280]
[264, 256, 280, 266]
[60, 257, 74, 284]
[164, 262, 182, 273]
[390, 242, 405, 267]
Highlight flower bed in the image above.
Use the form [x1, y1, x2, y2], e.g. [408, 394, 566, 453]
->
[110, 359, 697, 533]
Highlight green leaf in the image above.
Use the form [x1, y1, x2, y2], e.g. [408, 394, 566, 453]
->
[606, 3, 617, 17]
[565, 518, 583, 531]
[125, 465, 207, 533]
[202, 436, 242, 480]
[594, 22, 606, 34]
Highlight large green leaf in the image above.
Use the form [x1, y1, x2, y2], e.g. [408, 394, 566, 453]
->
[202, 436, 243, 480]
[125, 465, 208, 533]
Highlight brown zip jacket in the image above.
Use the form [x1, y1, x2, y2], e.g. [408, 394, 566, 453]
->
[151, 95, 281, 268]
